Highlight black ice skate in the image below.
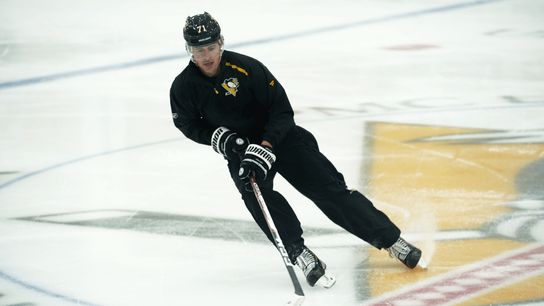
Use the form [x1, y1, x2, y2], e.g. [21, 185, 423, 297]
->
[294, 246, 336, 288]
[387, 237, 422, 269]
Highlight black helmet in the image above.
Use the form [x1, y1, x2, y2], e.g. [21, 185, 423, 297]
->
[183, 12, 221, 46]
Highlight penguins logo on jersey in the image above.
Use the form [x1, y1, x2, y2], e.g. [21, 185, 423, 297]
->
[221, 78, 239, 97]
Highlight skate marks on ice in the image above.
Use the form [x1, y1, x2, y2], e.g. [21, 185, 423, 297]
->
[15, 121, 535, 305]
[16, 210, 342, 244]
[362, 121, 544, 305]
[15, 210, 491, 248]
[295, 95, 544, 123]
[0, 0, 508, 91]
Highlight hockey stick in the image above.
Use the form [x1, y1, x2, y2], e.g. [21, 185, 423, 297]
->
[249, 175, 305, 306]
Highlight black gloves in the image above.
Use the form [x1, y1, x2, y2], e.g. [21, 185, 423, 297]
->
[238, 144, 276, 191]
[211, 127, 249, 160]
[211, 127, 276, 191]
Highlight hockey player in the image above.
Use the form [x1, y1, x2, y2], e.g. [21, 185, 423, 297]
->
[170, 12, 422, 288]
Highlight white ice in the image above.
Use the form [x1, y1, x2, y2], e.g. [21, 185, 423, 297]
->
[1, 0, 543, 305]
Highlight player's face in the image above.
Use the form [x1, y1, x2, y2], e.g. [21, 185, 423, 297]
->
[189, 42, 222, 77]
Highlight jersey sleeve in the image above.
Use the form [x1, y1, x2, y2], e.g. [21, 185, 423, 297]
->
[252, 63, 295, 148]
[170, 80, 214, 146]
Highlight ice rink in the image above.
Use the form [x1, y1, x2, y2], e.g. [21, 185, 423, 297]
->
[1, 0, 543, 305]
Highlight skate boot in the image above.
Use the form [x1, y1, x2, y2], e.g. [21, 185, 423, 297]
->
[387, 237, 422, 269]
[293, 246, 336, 288]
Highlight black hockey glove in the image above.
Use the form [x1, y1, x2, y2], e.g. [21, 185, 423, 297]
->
[239, 144, 276, 191]
[211, 127, 249, 160]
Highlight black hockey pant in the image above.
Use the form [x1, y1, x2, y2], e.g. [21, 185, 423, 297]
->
[227, 126, 400, 253]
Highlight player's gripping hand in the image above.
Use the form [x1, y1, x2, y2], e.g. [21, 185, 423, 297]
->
[211, 127, 249, 160]
[238, 144, 276, 191]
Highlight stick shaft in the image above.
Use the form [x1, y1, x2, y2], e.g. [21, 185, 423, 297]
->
[250, 176, 305, 297]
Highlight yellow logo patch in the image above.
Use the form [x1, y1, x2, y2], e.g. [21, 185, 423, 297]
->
[221, 78, 239, 97]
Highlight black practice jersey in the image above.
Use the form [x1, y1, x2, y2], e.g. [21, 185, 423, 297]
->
[170, 50, 295, 148]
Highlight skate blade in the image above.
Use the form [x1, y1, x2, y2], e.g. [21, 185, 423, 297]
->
[286, 295, 305, 306]
[418, 259, 429, 269]
[316, 274, 336, 289]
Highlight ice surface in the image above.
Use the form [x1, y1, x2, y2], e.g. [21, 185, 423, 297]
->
[1, 0, 543, 305]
